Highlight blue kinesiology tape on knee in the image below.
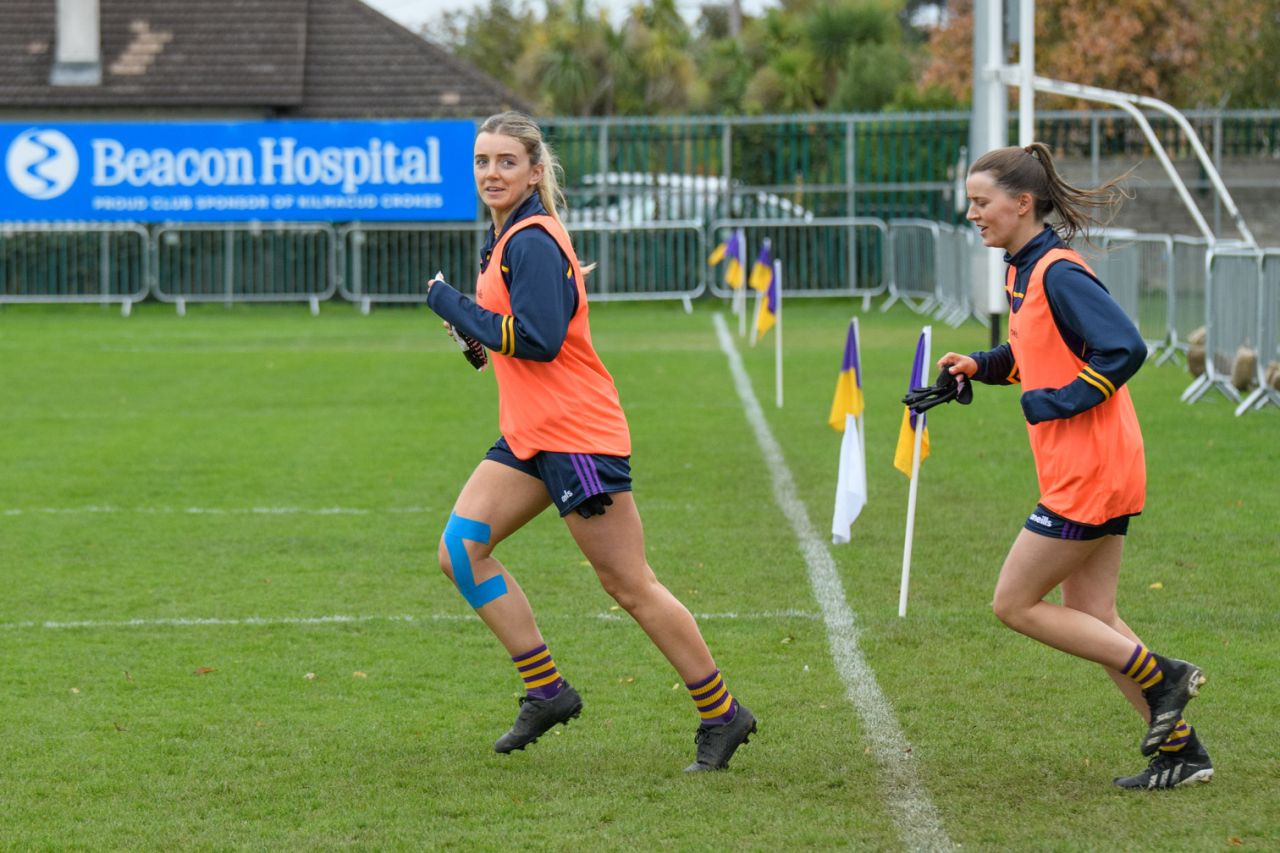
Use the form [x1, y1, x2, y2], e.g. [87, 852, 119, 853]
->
[443, 512, 507, 608]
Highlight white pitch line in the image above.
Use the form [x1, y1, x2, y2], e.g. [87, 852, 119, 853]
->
[0, 506, 435, 517]
[0, 610, 820, 632]
[713, 313, 952, 853]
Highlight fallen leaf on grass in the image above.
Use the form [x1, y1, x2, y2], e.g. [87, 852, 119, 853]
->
[304, 672, 317, 680]
[780, 635, 794, 645]
[113, 722, 127, 732]
[123, 671, 133, 682]
[193, 667, 216, 675]
[352, 671, 367, 679]
[1228, 838, 1243, 847]
[1149, 582, 1164, 590]
[69, 687, 80, 694]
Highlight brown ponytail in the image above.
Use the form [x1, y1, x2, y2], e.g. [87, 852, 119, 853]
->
[970, 143, 1133, 246]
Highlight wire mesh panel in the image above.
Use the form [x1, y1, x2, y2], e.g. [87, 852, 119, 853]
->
[340, 223, 486, 303]
[568, 221, 704, 301]
[0, 223, 148, 303]
[154, 223, 336, 304]
[1187, 248, 1262, 404]
[933, 223, 976, 326]
[1236, 251, 1280, 413]
[884, 219, 941, 312]
[1170, 236, 1209, 352]
[707, 217, 889, 299]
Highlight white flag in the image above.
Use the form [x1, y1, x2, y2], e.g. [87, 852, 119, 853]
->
[831, 412, 867, 544]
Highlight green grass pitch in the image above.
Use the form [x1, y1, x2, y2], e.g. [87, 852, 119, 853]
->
[0, 300, 1276, 849]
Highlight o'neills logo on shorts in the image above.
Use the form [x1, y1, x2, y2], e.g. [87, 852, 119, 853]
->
[1029, 513, 1053, 527]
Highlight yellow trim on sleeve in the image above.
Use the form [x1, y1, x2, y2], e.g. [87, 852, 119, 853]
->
[1081, 366, 1117, 397]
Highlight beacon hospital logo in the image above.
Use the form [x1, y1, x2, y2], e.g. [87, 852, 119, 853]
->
[5, 128, 80, 200]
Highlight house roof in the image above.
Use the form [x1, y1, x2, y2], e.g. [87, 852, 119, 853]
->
[0, 0, 527, 117]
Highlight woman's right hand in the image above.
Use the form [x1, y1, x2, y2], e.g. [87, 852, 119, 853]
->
[937, 352, 978, 378]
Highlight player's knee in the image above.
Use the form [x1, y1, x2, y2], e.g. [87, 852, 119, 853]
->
[990, 591, 1024, 629]
[436, 538, 456, 583]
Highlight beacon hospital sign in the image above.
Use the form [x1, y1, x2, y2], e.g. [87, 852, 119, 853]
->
[1, 119, 476, 222]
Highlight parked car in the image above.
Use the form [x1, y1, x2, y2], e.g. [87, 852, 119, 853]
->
[562, 172, 814, 225]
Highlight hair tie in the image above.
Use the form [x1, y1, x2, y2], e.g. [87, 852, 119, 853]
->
[1024, 145, 1040, 160]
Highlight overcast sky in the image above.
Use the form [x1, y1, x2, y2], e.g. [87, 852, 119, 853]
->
[362, 0, 773, 34]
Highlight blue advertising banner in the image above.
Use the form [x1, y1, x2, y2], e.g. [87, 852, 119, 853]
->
[1, 119, 477, 222]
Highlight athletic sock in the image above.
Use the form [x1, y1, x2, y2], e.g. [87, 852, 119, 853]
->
[686, 669, 738, 726]
[1159, 719, 1192, 753]
[512, 644, 564, 700]
[1121, 643, 1165, 689]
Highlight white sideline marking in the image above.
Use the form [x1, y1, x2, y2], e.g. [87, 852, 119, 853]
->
[0, 505, 434, 517]
[0, 610, 820, 632]
[713, 313, 952, 853]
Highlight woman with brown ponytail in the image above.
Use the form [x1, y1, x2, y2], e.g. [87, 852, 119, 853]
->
[936, 143, 1212, 790]
[423, 112, 755, 772]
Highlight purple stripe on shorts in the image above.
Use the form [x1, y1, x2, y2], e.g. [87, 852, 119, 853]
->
[571, 454, 602, 496]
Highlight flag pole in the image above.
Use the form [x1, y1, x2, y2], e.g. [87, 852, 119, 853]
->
[773, 258, 783, 408]
[852, 316, 865, 466]
[737, 228, 748, 337]
[899, 325, 931, 618]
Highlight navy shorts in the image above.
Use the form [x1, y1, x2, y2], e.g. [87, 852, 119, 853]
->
[1024, 503, 1133, 540]
[485, 436, 633, 517]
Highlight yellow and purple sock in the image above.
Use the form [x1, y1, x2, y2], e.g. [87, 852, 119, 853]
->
[1159, 719, 1192, 753]
[1122, 643, 1165, 690]
[512, 644, 564, 700]
[686, 669, 738, 726]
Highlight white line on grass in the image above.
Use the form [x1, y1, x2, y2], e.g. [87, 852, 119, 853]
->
[1, 506, 435, 517]
[713, 313, 952, 853]
[0, 610, 820, 632]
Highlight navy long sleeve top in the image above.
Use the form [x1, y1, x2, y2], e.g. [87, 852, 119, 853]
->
[426, 193, 578, 362]
[971, 226, 1147, 424]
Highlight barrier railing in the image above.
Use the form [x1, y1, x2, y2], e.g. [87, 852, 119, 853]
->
[0, 222, 149, 311]
[1234, 250, 1280, 414]
[570, 220, 706, 302]
[340, 222, 486, 310]
[1096, 232, 1175, 355]
[153, 223, 337, 314]
[707, 217, 890, 305]
[1182, 247, 1261, 406]
[1165, 236, 1210, 365]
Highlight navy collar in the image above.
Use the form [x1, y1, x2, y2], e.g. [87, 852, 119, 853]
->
[489, 192, 547, 244]
[1004, 225, 1063, 270]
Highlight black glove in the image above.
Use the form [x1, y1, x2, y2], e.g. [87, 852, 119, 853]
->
[901, 368, 973, 413]
[444, 323, 488, 371]
[575, 493, 613, 519]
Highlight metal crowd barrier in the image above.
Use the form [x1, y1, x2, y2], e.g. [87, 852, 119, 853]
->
[0, 222, 149, 311]
[340, 222, 486, 311]
[932, 222, 976, 326]
[1234, 250, 1280, 414]
[707, 217, 890, 307]
[1165, 236, 1210, 365]
[1096, 232, 1175, 355]
[570, 220, 706, 303]
[153, 223, 337, 315]
[882, 219, 943, 314]
[1182, 247, 1261, 407]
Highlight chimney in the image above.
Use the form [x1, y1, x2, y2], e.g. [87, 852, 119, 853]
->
[51, 0, 102, 86]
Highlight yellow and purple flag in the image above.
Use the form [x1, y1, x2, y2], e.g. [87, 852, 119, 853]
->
[828, 319, 864, 431]
[893, 329, 931, 477]
[708, 228, 745, 289]
[748, 238, 773, 292]
[754, 269, 778, 339]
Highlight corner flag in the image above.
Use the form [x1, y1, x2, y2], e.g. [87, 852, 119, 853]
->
[708, 228, 745, 289]
[893, 330, 931, 477]
[831, 317, 866, 544]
